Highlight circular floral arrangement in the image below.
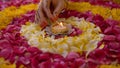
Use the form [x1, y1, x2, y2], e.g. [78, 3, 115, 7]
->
[20, 17, 104, 57]
[0, 0, 120, 68]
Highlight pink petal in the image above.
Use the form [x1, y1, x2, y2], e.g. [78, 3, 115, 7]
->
[13, 46, 27, 54]
[104, 27, 113, 34]
[0, 39, 11, 49]
[0, 48, 13, 59]
[108, 42, 120, 52]
[53, 61, 67, 68]
[103, 35, 116, 41]
[19, 56, 30, 65]
[66, 52, 80, 61]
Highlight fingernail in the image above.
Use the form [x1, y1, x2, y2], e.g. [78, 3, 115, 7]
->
[55, 14, 59, 17]
[54, 16, 58, 21]
[40, 21, 48, 29]
[50, 17, 56, 22]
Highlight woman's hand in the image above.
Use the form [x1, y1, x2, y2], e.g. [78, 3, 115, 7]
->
[35, 0, 67, 28]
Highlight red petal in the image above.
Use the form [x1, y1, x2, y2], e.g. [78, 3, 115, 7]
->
[38, 53, 51, 62]
[38, 60, 52, 68]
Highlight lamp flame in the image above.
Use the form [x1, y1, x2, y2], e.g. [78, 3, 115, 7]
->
[59, 22, 63, 27]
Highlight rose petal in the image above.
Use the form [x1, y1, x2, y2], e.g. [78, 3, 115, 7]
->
[13, 46, 27, 54]
[38, 60, 52, 68]
[66, 52, 80, 61]
[0, 48, 13, 59]
[53, 61, 67, 68]
[103, 35, 116, 41]
[19, 56, 30, 65]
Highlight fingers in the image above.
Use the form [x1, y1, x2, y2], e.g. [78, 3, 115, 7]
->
[35, 3, 48, 28]
[43, 0, 55, 21]
[53, 0, 66, 19]
[35, 0, 67, 28]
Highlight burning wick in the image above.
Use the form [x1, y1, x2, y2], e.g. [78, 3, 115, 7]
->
[60, 22, 63, 26]
[51, 22, 69, 34]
